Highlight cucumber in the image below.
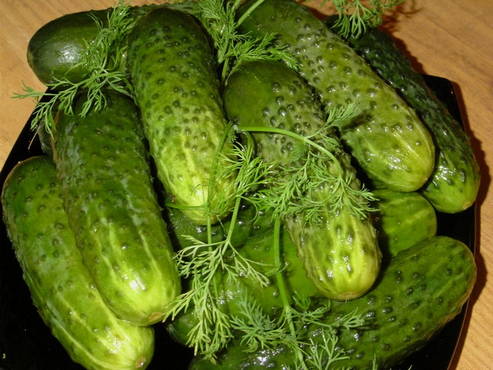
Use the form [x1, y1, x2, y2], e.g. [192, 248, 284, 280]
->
[224, 60, 380, 300]
[27, 9, 108, 84]
[240, 0, 435, 192]
[340, 26, 480, 213]
[1, 157, 155, 370]
[192, 236, 476, 369]
[53, 92, 180, 325]
[127, 7, 236, 224]
[167, 225, 320, 346]
[374, 189, 437, 257]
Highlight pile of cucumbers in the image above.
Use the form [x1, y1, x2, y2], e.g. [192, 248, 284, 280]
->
[1, 0, 479, 369]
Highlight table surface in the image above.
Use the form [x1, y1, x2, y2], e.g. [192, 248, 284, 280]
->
[1, 0, 492, 368]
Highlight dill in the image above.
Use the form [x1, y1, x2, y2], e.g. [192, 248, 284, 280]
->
[192, 0, 298, 81]
[330, 0, 405, 39]
[13, 0, 135, 135]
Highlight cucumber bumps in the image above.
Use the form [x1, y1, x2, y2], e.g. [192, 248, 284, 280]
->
[240, 0, 435, 192]
[127, 7, 236, 224]
[1, 157, 154, 369]
[54, 92, 180, 325]
[224, 61, 380, 300]
[344, 27, 480, 213]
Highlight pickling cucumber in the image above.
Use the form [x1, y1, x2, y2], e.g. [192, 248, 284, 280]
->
[53, 91, 180, 325]
[192, 236, 476, 369]
[224, 60, 380, 300]
[340, 26, 481, 213]
[240, 0, 435, 192]
[374, 189, 437, 257]
[1, 157, 155, 370]
[127, 7, 236, 224]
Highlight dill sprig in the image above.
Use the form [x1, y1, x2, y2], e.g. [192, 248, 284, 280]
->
[192, 0, 298, 81]
[330, 0, 405, 39]
[13, 0, 135, 134]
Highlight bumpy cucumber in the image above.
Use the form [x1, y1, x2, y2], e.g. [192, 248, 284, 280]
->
[167, 225, 320, 346]
[127, 7, 235, 224]
[224, 60, 380, 300]
[53, 92, 180, 325]
[341, 26, 480, 213]
[193, 236, 476, 369]
[1, 157, 154, 369]
[240, 0, 435, 192]
[374, 189, 437, 257]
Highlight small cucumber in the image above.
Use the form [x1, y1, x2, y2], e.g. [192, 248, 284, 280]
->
[193, 236, 476, 369]
[341, 26, 480, 213]
[224, 60, 380, 300]
[127, 7, 236, 224]
[1, 157, 155, 369]
[53, 92, 180, 325]
[374, 189, 437, 257]
[240, 0, 436, 192]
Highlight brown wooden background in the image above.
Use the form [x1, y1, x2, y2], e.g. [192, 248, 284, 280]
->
[1, 1, 492, 368]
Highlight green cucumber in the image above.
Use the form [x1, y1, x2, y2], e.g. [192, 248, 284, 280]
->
[224, 60, 380, 300]
[27, 9, 109, 84]
[240, 0, 435, 192]
[127, 7, 235, 224]
[167, 226, 320, 346]
[340, 26, 480, 213]
[193, 236, 476, 369]
[53, 92, 180, 325]
[1, 157, 154, 369]
[374, 189, 437, 257]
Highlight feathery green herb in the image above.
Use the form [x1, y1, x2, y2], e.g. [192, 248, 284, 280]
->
[14, 0, 134, 135]
[329, 0, 405, 39]
[191, 0, 298, 81]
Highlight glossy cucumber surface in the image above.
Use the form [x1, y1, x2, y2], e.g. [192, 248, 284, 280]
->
[240, 0, 435, 192]
[1, 157, 155, 369]
[54, 92, 180, 325]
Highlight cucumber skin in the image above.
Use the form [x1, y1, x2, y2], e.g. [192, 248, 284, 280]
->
[342, 26, 480, 213]
[127, 7, 235, 224]
[27, 10, 108, 84]
[224, 60, 380, 300]
[240, 0, 435, 192]
[1, 157, 154, 370]
[54, 92, 180, 325]
[374, 189, 437, 257]
[192, 236, 476, 369]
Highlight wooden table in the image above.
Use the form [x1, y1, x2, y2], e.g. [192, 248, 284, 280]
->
[1, 1, 492, 368]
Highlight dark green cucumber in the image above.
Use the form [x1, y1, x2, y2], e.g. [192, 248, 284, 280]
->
[193, 236, 476, 369]
[127, 7, 235, 224]
[53, 92, 180, 325]
[27, 9, 109, 84]
[1, 157, 154, 369]
[374, 189, 437, 257]
[167, 226, 320, 346]
[240, 0, 435, 192]
[341, 26, 481, 213]
[224, 60, 380, 300]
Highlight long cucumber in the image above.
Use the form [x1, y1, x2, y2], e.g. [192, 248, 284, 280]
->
[224, 60, 380, 300]
[341, 26, 481, 213]
[1, 157, 155, 370]
[240, 0, 435, 192]
[53, 92, 180, 325]
[127, 7, 236, 224]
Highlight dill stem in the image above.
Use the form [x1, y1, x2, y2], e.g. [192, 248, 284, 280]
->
[206, 216, 213, 245]
[272, 218, 307, 370]
[237, 0, 266, 26]
[239, 125, 343, 173]
[225, 197, 242, 242]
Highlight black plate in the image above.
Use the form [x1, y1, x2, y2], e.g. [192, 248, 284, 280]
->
[0, 76, 476, 369]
